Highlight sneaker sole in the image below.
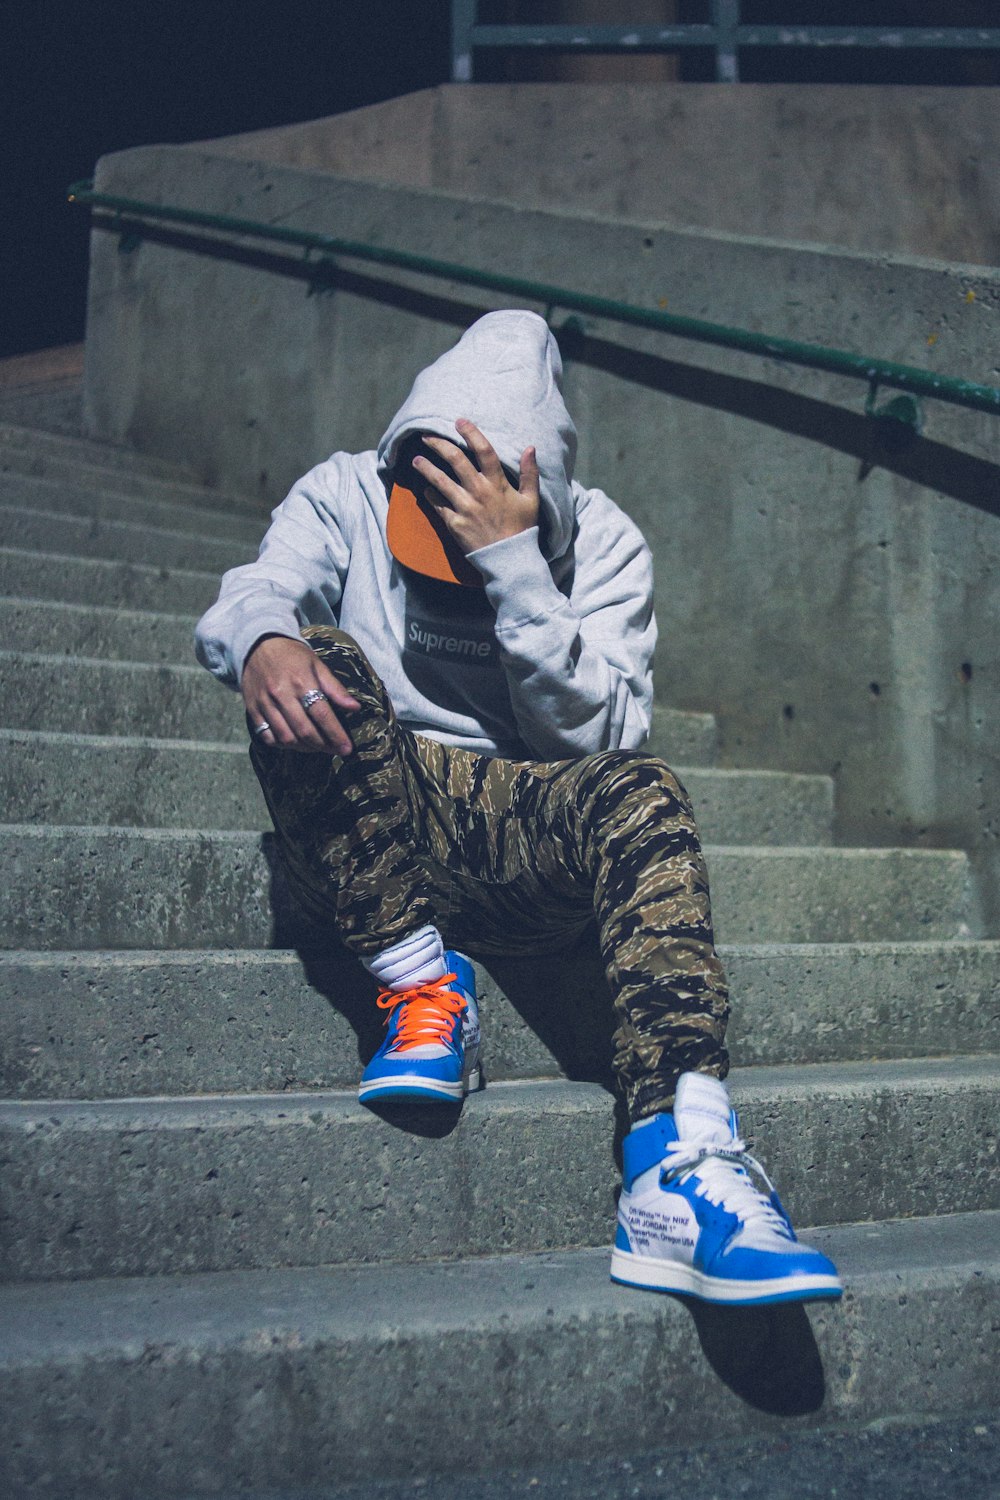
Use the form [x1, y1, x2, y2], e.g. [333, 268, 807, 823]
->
[358, 1065, 481, 1105]
[609, 1247, 843, 1306]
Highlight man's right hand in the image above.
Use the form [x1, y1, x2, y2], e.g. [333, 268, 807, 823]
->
[241, 635, 359, 755]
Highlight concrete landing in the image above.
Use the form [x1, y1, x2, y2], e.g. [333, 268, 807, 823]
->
[1, 1213, 996, 1496]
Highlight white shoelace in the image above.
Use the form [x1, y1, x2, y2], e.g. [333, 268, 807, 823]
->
[660, 1137, 794, 1242]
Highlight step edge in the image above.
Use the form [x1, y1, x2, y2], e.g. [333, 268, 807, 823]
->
[0, 1209, 996, 1360]
[2, 1054, 998, 1124]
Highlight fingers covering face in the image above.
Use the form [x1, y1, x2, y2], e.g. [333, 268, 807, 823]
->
[416, 422, 522, 507]
[455, 419, 505, 482]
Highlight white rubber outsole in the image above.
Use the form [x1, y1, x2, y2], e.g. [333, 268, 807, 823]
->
[358, 1065, 481, 1104]
[610, 1247, 843, 1304]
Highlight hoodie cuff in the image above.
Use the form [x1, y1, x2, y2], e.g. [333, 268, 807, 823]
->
[466, 528, 560, 624]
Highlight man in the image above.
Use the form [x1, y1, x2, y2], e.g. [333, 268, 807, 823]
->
[195, 309, 841, 1307]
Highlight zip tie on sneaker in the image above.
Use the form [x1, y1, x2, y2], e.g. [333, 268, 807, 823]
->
[376, 975, 466, 1052]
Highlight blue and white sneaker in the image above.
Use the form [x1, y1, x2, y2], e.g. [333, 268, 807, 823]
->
[358, 951, 481, 1105]
[611, 1071, 843, 1306]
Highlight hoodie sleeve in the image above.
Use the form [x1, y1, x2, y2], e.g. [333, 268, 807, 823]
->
[194, 455, 355, 687]
[467, 485, 655, 758]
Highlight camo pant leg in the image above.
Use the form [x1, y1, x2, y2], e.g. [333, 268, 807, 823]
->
[248, 627, 450, 957]
[548, 750, 730, 1121]
[436, 748, 730, 1121]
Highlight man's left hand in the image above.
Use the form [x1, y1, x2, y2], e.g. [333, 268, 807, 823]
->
[413, 418, 540, 556]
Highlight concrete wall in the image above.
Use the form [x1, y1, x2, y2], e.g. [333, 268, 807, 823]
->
[83, 143, 1000, 925]
[204, 83, 1000, 266]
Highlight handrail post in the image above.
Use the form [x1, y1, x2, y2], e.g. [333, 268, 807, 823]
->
[452, 0, 477, 82]
[712, 0, 741, 82]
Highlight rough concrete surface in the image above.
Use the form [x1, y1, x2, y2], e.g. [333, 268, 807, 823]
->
[1, 941, 998, 1102]
[707, 846, 973, 946]
[0, 662, 713, 758]
[0, 729, 830, 840]
[0, 416, 198, 481]
[223, 1416, 1000, 1500]
[0, 828, 973, 950]
[1, 730, 259, 828]
[723, 939, 1000, 1066]
[0, 652, 245, 740]
[1, 1058, 997, 1282]
[0, 599, 198, 664]
[0, 436, 265, 515]
[0, 469, 264, 542]
[0, 545, 221, 613]
[0, 385, 82, 438]
[0, 501, 254, 573]
[0, 1214, 997, 1497]
[642, 702, 717, 765]
[210, 83, 1000, 266]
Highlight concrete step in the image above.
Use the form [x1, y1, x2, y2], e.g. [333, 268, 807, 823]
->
[0, 547, 221, 614]
[0, 384, 82, 438]
[0, 612, 729, 782]
[2, 1215, 996, 1496]
[649, 701, 717, 765]
[0, 1057, 996, 1283]
[0, 654, 722, 760]
[0, 729, 833, 841]
[0, 419, 200, 484]
[2, 1211, 992, 1496]
[0, 652, 244, 741]
[0, 438, 267, 519]
[0, 731, 258, 828]
[0, 471, 265, 545]
[0, 503, 255, 574]
[0, 598, 197, 664]
[3, 941, 996, 1102]
[0, 827, 972, 951]
[320, 1417, 1000, 1500]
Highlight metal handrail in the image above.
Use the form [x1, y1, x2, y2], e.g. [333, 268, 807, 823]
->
[68, 179, 1000, 419]
[452, 0, 1000, 84]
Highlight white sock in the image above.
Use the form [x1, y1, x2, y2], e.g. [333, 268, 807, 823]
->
[364, 924, 447, 992]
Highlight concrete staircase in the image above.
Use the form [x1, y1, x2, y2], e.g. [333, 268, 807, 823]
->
[0, 417, 998, 1497]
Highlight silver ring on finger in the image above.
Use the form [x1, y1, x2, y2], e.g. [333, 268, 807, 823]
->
[251, 721, 271, 737]
[299, 689, 328, 712]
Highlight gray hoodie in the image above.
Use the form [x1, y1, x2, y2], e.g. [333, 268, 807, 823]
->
[195, 310, 655, 760]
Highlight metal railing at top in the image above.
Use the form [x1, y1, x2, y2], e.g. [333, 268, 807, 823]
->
[68, 180, 1000, 427]
[451, 1, 1000, 84]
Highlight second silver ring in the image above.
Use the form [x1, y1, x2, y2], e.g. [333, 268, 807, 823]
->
[299, 689, 328, 712]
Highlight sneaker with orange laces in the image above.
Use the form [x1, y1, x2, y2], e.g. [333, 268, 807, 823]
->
[358, 951, 481, 1105]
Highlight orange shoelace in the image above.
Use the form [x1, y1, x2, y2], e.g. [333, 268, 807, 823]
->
[376, 973, 466, 1052]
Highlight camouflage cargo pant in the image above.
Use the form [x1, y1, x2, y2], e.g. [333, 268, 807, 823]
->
[250, 627, 730, 1120]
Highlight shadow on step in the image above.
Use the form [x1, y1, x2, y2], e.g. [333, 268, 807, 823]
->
[687, 1299, 826, 1415]
[265, 835, 619, 1120]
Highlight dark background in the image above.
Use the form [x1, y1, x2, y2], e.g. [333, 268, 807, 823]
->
[2, 0, 453, 361]
[3, 0, 998, 362]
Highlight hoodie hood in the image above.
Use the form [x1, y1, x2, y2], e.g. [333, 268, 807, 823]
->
[377, 310, 578, 562]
